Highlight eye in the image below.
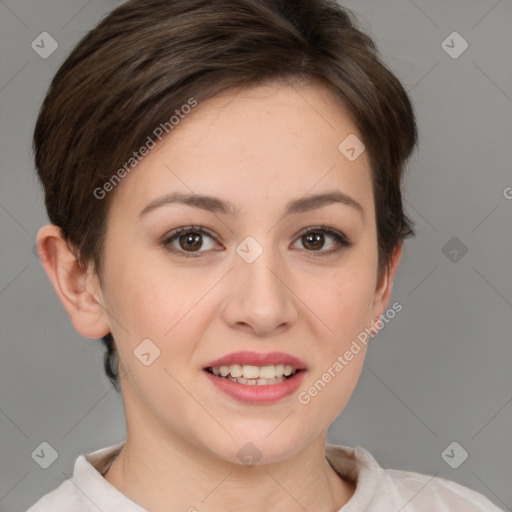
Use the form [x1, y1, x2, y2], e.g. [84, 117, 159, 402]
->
[162, 225, 220, 258]
[161, 224, 352, 259]
[291, 226, 352, 256]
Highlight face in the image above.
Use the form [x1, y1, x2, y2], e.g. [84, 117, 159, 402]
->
[91, 80, 396, 464]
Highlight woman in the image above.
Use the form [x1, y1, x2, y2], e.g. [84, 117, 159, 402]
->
[27, 0, 503, 510]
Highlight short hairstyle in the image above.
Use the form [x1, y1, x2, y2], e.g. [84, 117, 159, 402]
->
[33, 0, 418, 390]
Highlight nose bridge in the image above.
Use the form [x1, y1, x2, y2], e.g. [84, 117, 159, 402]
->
[222, 233, 297, 333]
[234, 233, 286, 296]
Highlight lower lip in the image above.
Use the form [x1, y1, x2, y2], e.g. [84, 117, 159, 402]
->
[203, 369, 306, 404]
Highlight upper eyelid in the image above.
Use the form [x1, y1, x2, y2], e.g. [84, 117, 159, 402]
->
[162, 225, 217, 242]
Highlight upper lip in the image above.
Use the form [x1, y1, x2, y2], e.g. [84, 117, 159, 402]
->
[204, 351, 307, 370]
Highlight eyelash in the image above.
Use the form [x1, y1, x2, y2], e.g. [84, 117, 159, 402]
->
[161, 224, 353, 259]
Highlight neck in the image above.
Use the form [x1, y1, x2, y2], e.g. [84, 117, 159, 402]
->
[104, 427, 354, 511]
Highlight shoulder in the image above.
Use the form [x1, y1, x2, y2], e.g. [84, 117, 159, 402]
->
[325, 444, 503, 512]
[25, 442, 127, 512]
[377, 466, 504, 511]
[25, 478, 83, 511]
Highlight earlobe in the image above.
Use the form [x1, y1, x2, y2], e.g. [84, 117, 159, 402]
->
[36, 224, 111, 339]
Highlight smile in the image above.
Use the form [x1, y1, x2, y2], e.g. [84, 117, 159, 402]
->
[205, 364, 301, 385]
[202, 351, 308, 404]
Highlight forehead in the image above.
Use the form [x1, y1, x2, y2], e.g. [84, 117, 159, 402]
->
[108, 80, 373, 219]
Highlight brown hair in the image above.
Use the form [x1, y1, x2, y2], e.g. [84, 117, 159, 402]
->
[33, 0, 418, 390]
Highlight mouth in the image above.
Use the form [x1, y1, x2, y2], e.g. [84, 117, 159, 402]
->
[202, 351, 307, 403]
[204, 364, 305, 386]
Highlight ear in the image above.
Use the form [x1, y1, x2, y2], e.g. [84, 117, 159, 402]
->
[369, 242, 403, 332]
[36, 224, 111, 339]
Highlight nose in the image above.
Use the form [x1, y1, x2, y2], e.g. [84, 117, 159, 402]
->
[220, 241, 298, 337]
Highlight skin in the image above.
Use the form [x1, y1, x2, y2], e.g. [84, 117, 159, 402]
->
[37, 79, 402, 512]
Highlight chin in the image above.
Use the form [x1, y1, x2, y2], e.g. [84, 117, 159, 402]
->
[201, 426, 309, 467]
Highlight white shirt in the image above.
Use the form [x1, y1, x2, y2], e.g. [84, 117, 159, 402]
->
[26, 441, 503, 511]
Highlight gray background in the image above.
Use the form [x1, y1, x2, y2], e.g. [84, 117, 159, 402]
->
[0, 0, 511, 510]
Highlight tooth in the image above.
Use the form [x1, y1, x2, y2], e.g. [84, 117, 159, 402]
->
[211, 363, 299, 382]
[223, 374, 291, 385]
[275, 364, 285, 378]
[259, 365, 276, 379]
[242, 365, 260, 379]
[229, 364, 243, 378]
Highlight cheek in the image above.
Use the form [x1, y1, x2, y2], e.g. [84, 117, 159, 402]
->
[108, 259, 229, 395]
[333, 271, 375, 338]
[107, 266, 216, 438]
[101, 255, 197, 377]
[298, 349, 366, 436]
[293, 259, 375, 421]
[296, 281, 371, 432]
[303, 261, 376, 346]
[108, 247, 204, 336]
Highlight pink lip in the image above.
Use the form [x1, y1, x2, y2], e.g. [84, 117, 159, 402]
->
[203, 351, 307, 370]
[203, 368, 307, 404]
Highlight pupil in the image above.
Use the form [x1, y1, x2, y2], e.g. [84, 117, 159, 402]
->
[304, 232, 323, 250]
[181, 233, 201, 251]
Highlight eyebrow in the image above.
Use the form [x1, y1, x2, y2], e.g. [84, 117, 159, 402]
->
[139, 190, 365, 221]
